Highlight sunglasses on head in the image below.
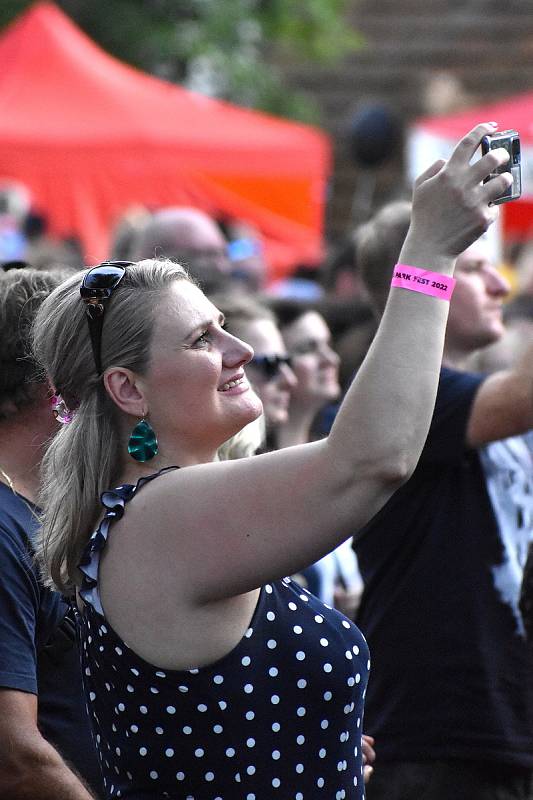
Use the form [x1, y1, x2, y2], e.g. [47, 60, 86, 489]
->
[250, 354, 293, 380]
[1, 260, 29, 272]
[80, 260, 133, 375]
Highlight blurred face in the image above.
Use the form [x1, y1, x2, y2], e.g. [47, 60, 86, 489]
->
[237, 318, 297, 428]
[142, 210, 231, 279]
[176, 214, 230, 276]
[281, 311, 340, 410]
[446, 244, 510, 357]
[142, 281, 262, 460]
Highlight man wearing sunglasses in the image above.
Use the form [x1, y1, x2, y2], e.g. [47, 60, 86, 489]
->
[0, 268, 102, 799]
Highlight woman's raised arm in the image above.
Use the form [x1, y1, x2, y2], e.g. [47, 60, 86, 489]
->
[109, 123, 513, 602]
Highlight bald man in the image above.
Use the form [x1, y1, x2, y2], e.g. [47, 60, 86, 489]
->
[133, 207, 231, 293]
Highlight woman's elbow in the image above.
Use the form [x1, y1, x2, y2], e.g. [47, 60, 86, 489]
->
[374, 443, 420, 488]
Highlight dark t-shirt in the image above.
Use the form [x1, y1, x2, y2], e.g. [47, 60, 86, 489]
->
[0, 482, 103, 795]
[354, 367, 533, 767]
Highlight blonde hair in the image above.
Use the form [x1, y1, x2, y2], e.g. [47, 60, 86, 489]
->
[217, 415, 266, 461]
[32, 259, 191, 593]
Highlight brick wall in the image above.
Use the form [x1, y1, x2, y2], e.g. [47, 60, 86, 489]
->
[284, 0, 533, 242]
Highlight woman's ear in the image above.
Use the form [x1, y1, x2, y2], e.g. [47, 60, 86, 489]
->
[103, 368, 145, 417]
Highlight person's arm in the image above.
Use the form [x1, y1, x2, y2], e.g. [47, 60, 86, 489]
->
[0, 690, 95, 799]
[466, 341, 533, 446]
[362, 733, 376, 784]
[118, 123, 512, 603]
[0, 514, 97, 799]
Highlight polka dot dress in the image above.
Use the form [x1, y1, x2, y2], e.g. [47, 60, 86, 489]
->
[77, 469, 370, 799]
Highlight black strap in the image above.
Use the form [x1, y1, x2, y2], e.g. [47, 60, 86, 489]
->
[39, 606, 77, 666]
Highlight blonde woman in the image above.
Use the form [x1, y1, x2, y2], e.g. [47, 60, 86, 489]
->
[32, 125, 509, 799]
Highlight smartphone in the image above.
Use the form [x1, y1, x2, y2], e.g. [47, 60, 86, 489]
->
[481, 129, 521, 204]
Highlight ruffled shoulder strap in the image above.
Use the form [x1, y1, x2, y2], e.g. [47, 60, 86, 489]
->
[78, 466, 179, 615]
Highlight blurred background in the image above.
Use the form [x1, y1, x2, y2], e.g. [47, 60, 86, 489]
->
[2, 0, 533, 288]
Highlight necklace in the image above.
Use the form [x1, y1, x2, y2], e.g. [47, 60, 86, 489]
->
[0, 464, 39, 519]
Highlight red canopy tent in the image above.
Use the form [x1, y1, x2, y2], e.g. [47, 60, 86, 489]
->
[409, 93, 533, 243]
[0, 2, 331, 279]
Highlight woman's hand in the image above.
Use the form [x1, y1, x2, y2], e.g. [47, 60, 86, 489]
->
[402, 122, 512, 272]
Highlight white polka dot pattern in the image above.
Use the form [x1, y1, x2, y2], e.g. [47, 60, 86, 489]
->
[77, 474, 370, 798]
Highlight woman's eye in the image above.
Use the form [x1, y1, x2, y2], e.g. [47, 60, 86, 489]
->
[195, 321, 225, 346]
[292, 342, 319, 356]
[195, 330, 210, 346]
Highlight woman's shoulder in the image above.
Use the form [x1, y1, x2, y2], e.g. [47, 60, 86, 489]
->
[77, 467, 180, 615]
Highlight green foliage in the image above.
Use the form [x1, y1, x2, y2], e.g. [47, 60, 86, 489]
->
[258, 0, 363, 62]
[0, 0, 363, 123]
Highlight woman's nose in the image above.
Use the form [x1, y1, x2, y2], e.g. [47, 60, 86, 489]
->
[225, 334, 254, 367]
[321, 343, 340, 366]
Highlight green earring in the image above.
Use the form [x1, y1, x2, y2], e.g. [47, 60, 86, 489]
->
[127, 418, 158, 462]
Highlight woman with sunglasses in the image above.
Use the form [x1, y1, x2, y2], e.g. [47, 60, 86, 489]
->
[32, 124, 510, 799]
[266, 299, 364, 619]
[271, 300, 342, 452]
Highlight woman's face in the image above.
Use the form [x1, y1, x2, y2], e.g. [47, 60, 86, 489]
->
[234, 317, 297, 429]
[140, 281, 262, 461]
[281, 311, 340, 410]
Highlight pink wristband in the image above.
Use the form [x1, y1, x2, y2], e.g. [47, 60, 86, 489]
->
[391, 264, 456, 301]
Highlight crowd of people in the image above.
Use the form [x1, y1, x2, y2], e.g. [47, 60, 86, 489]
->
[0, 122, 532, 800]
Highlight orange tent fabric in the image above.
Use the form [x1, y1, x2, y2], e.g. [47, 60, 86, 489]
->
[0, 2, 331, 279]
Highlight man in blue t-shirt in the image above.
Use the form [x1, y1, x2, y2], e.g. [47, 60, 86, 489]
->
[354, 201, 533, 800]
[0, 268, 103, 798]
